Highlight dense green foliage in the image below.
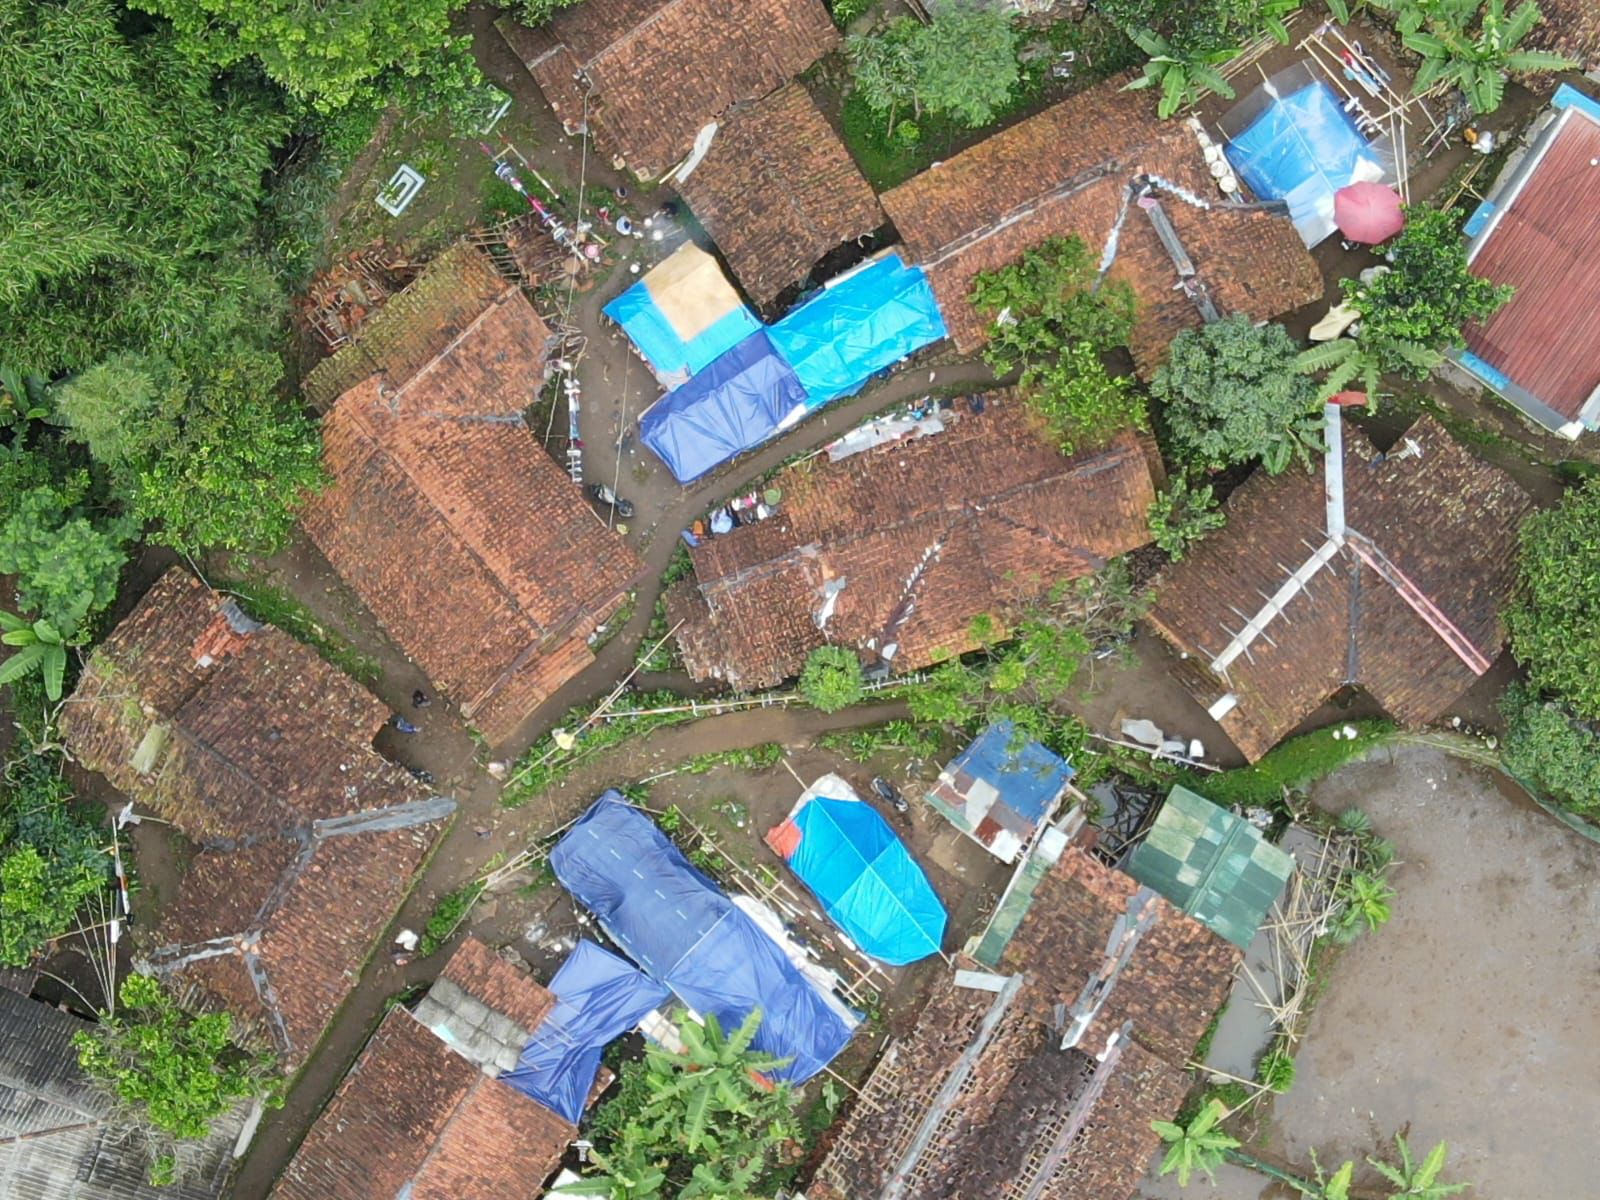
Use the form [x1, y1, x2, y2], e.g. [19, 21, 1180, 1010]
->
[1122, 28, 1238, 117]
[1500, 685, 1600, 823]
[1147, 478, 1226, 560]
[73, 974, 278, 1181]
[1153, 317, 1323, 474]
[1153, 1099, 1239, 1187]
[1359, 0, 1573, 112]
[798, 645, 866, 713]
[567, 1009, 799, 1199]
[1105, 0, 1296, 116]
[1507, 479, 1600, 720]
[0, 707, 112, 968]
[1192, 721, 1397, 808]
[847, 2, 1021, 134]
[129, 0, 481, 115]
[517, 0, 585, 27]
[972, 237, 1145, 454]
[418, 880, 486, 956]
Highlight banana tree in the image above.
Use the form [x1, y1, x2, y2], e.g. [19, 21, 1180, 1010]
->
[0, 611, 71, 701]
[1123, 29, 1239, 118]
[1368, 0, 1575, 112]
[1153, 1098, 1241, 1186]
[1370, 1134, 1471, 1198]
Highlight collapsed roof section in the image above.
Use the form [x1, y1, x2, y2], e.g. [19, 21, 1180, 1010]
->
[300, 245, 645, 745]
[880, 74, 1323, 373]
[61, 570, 454, 1068]
[497, 0, 839, 179]
[664, 396, 1157, 690]
[1147, 413, 1534, 761]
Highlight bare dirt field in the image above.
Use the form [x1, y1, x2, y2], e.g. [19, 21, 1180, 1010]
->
[1140, 743, 1600, 1200]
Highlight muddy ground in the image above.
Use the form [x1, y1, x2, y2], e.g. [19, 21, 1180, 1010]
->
[1139, 743, 1600, 1200]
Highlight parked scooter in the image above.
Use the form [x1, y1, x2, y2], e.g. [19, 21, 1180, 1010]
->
[587, 482, 635, 519]
[871, 776, 910, 816]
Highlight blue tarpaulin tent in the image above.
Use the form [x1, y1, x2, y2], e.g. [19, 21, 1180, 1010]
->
[499, 940, 669, 1123]
[603, 243, 762, 384]
[550, 793, 857, 1084]
[767, 254, 947, 408]
[1224, 81, 1389, 246]
[777, 796, 946, 965]
[638, 331, 808, 483]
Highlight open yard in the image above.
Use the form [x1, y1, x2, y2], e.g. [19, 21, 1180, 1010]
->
[1140, 743, 1600, 1199]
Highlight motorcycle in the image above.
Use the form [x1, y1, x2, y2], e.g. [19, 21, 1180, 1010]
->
[587, 482, 635, 520]
[871, 776, 910, 816]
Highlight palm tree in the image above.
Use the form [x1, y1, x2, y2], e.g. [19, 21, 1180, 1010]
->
[0, 611, 70, 701]
[1122, 29, 1239, 119]
[1370, 1134, 1471, 1198]
[1371, 0, 1576, 113]
[1153, 1099, 1241, 1186]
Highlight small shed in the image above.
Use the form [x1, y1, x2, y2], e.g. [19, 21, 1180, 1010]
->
[1126, 785, 1295, 949]
[923, 720, 1074, 863]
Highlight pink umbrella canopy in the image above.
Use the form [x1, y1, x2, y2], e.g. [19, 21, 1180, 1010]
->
[1334, 182, 1405, 244]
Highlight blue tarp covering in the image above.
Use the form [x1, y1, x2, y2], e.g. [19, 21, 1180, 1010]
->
[952, 720, 1075, 826]
[550, 793, 856, 1083]
[784, 797, 946, 965]
[1225, 82, 1386, 244]
[638, 331, 807, 483]
[604, 281, 761, 381]
[499, 940, 668, 1124]
[767, 255, 947, 408]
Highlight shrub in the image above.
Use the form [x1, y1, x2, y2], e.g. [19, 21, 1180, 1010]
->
[1507, 479, 1600, 720]
[1194, 720, 1397, 809]
[799, 645, 866, 713]
[847, 3, 1021, 134]
[1147, 477, 1226, 559]
[1500, 684, 1600, 823]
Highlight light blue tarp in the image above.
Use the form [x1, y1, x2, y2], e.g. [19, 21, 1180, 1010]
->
[550, 793, 856, 1083]
[638, 331, 807, 483]
[498, 940, 668, 1124]
[1224, 82, 1387, 244]
[604, 281, 761, 381]
[767, 255, 948, 408]
[951, 720, 1075, 826]
[784, 797, 946, 965]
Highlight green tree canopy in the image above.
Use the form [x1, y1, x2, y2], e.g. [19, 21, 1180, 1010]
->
[1153, 316, 1322, 474]
[847, 2, 1021, 132]
[128, 0, 481, 115]
[1507, 478, 1600, 720]
[799, 645, 865, 713]
[1500, 684, 1600, 825]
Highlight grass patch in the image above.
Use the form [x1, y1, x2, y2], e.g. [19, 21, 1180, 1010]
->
[418, 879, 485, 956]
[1184, 720, 1396, 810]
[816, 719, 943, 762]
[220, 577, 381, 685]
[675, 743, 785, 775]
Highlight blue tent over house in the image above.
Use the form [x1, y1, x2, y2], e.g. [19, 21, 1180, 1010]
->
[603, 242, 762, 384]
[549, 793, 857, 1084]
[773, 795, 946, 966]
[924, 720, 1074, 863]
[637, 331, 808, 483]
[767, 254, 947, 408]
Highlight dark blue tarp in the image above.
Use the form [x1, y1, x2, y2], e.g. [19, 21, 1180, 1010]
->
[951, 720, 1075, 826]
[550, 793, 856, 1083]
[785, 798, 946, 965]
[604, 278, 761, 382]
[767, 254, 947, 408]
[638, 331, 808, 483]
[499, 940, 668, 1124]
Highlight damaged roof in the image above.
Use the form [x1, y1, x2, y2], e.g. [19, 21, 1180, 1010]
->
[0, 988, 246, 1200]
[1147, 414, 1534, 761]
[497, 0, 839, 179]
[879, 75, 1322, 372]
[300, 246, 645, 745]
[272, 939, 572, 1200]
[61, 569, 454, 1067]
[675, 83, 884, 306]
[664, 396, 1157, 691]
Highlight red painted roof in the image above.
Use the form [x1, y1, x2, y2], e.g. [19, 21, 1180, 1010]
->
[1465, 108, 1600, 420]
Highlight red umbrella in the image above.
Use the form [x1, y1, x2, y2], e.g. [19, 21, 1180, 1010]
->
[1334, 182, 1405, 244]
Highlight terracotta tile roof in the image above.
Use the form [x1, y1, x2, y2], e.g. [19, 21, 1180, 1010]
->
[272, 946, 573, 1200]
[808, 973, 1190, 1200]
[675, 84, 883, 305]
[303, 243, 510, 411]
[1464, 106, 1600, 421]
[665, 396, 1156, 689]
[498, 0, 839, 178]
[61, 569, 452, 1067]
[1147, 415, 1534, 760]
[879, 76, 1322, 371]
[1531, 0, 1600, 65]
[999, 847, 1241, 1069]
[300, 249, 645, 745]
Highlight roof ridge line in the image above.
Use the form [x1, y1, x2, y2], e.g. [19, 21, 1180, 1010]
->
[1344, 530, 1494, 674]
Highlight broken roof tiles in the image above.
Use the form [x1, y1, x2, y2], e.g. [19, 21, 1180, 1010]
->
[272, 939, 572, 1200]
[880, 75, 1322, 373]
[675, 83, 884, 306]
[1148, 415, 1534, 761]
[300, 245, 645, 745]
[665, 396, 1156, 690]
[498, 0, 839, 179]
[61, 569, 453, 1067]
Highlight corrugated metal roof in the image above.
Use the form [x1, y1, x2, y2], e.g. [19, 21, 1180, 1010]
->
[1465, 106, 1600, 420]
[1126, 786, 1294, 949]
